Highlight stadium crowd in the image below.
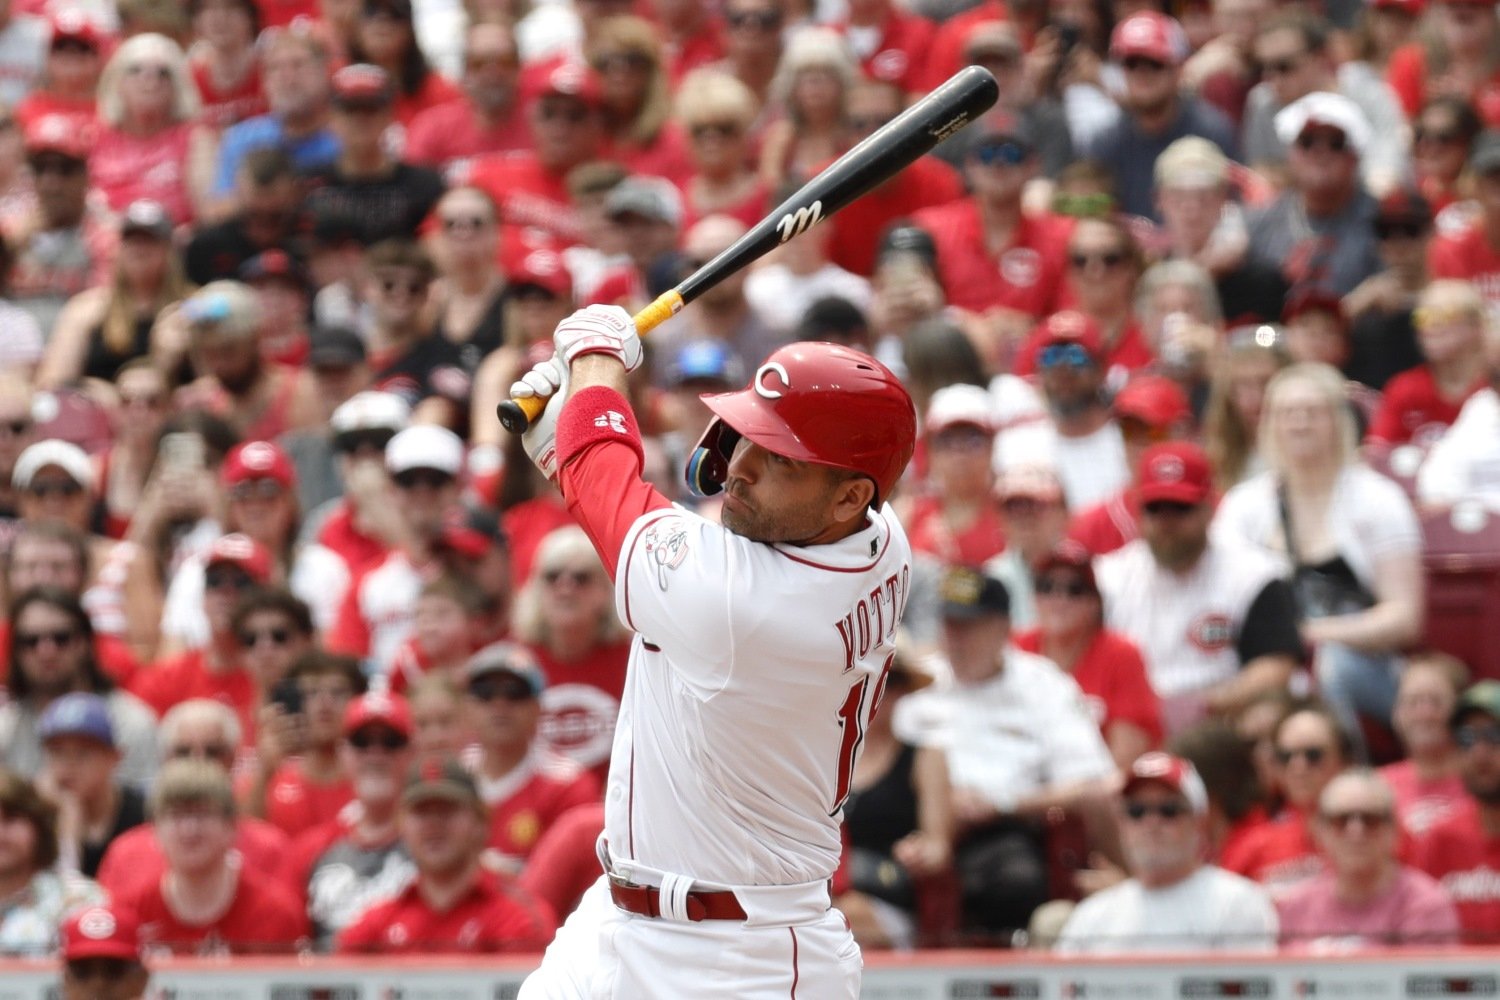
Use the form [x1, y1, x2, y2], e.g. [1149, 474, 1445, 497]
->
[2, 0, 1500, 984]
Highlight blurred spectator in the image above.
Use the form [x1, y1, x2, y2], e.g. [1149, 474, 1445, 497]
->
[1096, 442, 1302, 735]
[187, 149, 307, 286]
[743, 190, 870, 339]
[0, 241, 43, 377]
[1342, 189, 1431, 391]
[904, 385, 1004, 569]
[277, 329, 374, 516]
[1014, 542, 1162, 770]
[984, 465, 1069, 631]
[246, 649, 363, 839]
[302, 64, 445, 247]
[651, 0, 725, 84]
[0, 587, 158, 790]
[36, 692, 145, 878]
[837, 645, 950, 951]
[1418, 365, 1500, 510]
[0, 375, 31, 532]
[584, 16, 682, 179]
[836, 0, 932, 98]
[1369, 279, 1490, 447]
[1215, 363, 1424, 741]
[123, 758, 308, 954]
[348, 0, 460, 128]
[1382, 655, 1471, 838]
[407, 22, 527, 170]
[517, 800, 605, 925]
[511, 527, 627, 779]
[1154, 137, 1288, 326]
[1202, 329, 1293, 488]
[0, 769, 103, 956]
[716, 0, 783, 104]
[1347, 0, 1424, 82]
[1226, 703, 1353, 897]
[1134, 261, 1224, 407]
[758, 27, 854, 190]
[96, 362, 172, 538]
[1055, 753, 1278, 953]
[386, 575, 485, 694]
[91, 33, 215, 224]
[241, 249, 312, 367]
[1386, 0, 1500, 129]
[674, 70, 766, 231]
[1043, 217, 1154, 383]
[1247, 92, 1382, 297]
[337, 758, 555, 952]
[14, 11, 102, 133]
[361, 240, 469, 423]
[95, 699, 290, 900]
[1083, 12, 1237, 221]
[600, 175, 682, 298]
[230, 587, 316, 703]
[1414, 679, 1500, 941]
[1410, 96, 1482, 217]
[408, 673, 469, 769]
[211, 26, 338, 203]
[1243, 12, 1407, 196]
[0, 1, 47, 109]
[304, 389, 410, 576]
[38, 200, 188, 389]
[281, 691, 418, 949]
[1279, 768, 1460, 948]
[427, 187, 505, 375]
[1027, 311, 1130, 511]
[1170, 718, 1271, 864]
[895, 567, 1115, 938]
[58, 901, 150, 1000]
[188, 0, 264, 131]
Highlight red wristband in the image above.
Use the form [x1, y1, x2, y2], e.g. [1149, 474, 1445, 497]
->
[556, 385, 644, 470]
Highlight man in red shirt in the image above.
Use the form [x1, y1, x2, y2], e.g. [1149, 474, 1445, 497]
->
[1368, 279, 1490, 447]
[910, 115, 1069, 323]
[1413, 680, 1500, 943]
[125, 758, 308, 955]
[59, 901, 151, 1000]
[463, 643, 600, 865]
[337, 758, 555, 953]
[1429, 133, 1500, 312]
[404, 22, 529, 171]
[837, 0, 935, 97]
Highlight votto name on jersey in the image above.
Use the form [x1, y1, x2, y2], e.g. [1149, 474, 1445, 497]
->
[835, 567, 909, 674]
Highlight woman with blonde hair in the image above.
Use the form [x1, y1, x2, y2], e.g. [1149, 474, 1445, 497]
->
[587, 16, 685, 179]
[1214, 362, 1424, 746]
[91, 34, 217, 224]
[673, 68, 767, 230]
[758, 26, 857, 189]
[1202, 328, 1293, 489]
[513, 526, 631, 782]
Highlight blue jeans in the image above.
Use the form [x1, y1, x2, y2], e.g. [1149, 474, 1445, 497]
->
[1315, 641, 1401, 753]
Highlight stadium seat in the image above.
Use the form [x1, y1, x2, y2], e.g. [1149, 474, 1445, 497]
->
[1421, 505, 1500, 681]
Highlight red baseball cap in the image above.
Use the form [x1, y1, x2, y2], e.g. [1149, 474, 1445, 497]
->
[332, 63, 394, 107]
[61, 904, 141, 962]
[221, 440, 296, 489]
[1113, 374, 1190, 430]
[343, 691, 413, 739]
[1371, 0, 1424, 12]
[24, 113, 91, 160]
[204, 533, 274, 584]
[50, 10, 105, 50]
[1110, 12, 1188, 66]
[1122, 752, 1208, 815]
[508, 248, 573, 299]
[524, 60, 602, 108]
[1036, 310, 1105, 358]
[1282, 286, 1347, 328]
[1136, 441, 1213, 506]
[1033, 539, 1099, 595]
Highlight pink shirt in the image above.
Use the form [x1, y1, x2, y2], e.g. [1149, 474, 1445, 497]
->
[1276, 867, 1461, 951]
[1381, 760, 1470, 838]
[90, 121, 196, 224]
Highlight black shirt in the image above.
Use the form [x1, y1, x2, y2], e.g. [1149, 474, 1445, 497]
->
[184, 215, 312, 285]
[1236, 578, 1306, 666]
[1346, 307, 1423, 391]
[300, 162, 446, 246]
[80, 785, 147, 879]
[370, 333, 472, 409]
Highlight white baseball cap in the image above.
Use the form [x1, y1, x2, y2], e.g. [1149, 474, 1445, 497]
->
[385, 425, 465, 477]
[13, 439, 94, 492]
[1274, 91, 1370, 158]
[331, 391, 411, 435]
[925, 384, 998, 436]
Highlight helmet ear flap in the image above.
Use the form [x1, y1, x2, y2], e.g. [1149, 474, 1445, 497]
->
[686, 421, 741, 498]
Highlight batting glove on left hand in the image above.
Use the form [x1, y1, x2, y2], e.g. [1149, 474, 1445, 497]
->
[554, 304, 643, 372]
[509, 355, 569, 480]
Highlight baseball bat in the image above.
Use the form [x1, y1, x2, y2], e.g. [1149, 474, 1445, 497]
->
[498, 65, 999, 433]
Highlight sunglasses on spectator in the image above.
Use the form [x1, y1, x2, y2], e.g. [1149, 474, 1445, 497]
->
[441, 214, 491, 234]
[1038, 343, 1095, 370]
[1122, 56, 1167, 73]
[16, 629, 78, 651]
[29, 156, 85, 176]
[690, 121, 742, 142]
[0, 419, 29, 435]
[1374, 221, 1427, 241]
[238, 627, 291, 648]
[229, 479, 284, 503]
[1275, 745, 1329, 766]
[931, 427, 992, 452]
[1069, 250, 1127, 270]
[348, 728, 408, 751]
[51, 39, 95, 55]
[970, 140, 1031, 167]
[392, 468, 454, 490]
[1257, 55, 1302, 77]
[334, 429, 395, 455]
[1455, 724, 1500, 749]
[204, 566, 256, 592]
[726, 9, 781, 30]
[1415, 126, 1464, 146]
[537, 103, 589, 124]
[362, 5, 410, 22]
[1295, 130, 1348, 154]
[378, 275, 427, 297]
[126, 63, 172, 80]
[27, 480, 83, 499]
[1321, 809, 1392, 832]
[1035, 577, 1092, 598]
[1141, 499, 1197, 518]
[169, 742, 233, 761]
[594, 51, 652, 73]
[543, 568, 595, 587]
[1123, 799, 1190, 821]
[1000, 496, 1052, 515]
[468, 675, 535, 702]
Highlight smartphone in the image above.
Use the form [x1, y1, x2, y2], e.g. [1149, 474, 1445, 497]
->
[270, 677, 303, 717]
[159, 431, 205, 473]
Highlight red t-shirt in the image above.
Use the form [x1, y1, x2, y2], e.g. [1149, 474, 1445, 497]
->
[477, 750, 602, 861]
[1067, 489, 1139, 557]
[464, 150, 585, 258]
[316, 502, 391, 579]
[337, 869, 555, 953]
[1411, 806, 1500, 944]
[262, 760, 354, 840]
[1367, 364, 1485, 447]
[824, 155, 964, 277]
[663, 22, 726, 85]
[253, 0, 320, 28]
[1013, 318, 1156, 380]
[1382, 760, 1471, 840]
[916, 0, 1007, 94]
[97, 818, 292, 901]
[679, 178, 770, 235]
[840, 10, 937, 94]
[404, 99, 531, 170]
[1222, 808, 1325, 899]
[1219, 804, 1275, 868]
[191, 58, 266, 132]
[527, 641, 631, 781]
[394, 73, 464, 128]
[910, 200, 1070, 317]
[501, 495, 576, 594]
[1429, 221, 1500, 309]
[13, 91, 94, 132]
[1012, 628, 1162, 747]
[904, 496, 1007, 567]
[1388, 44, 1500, 127]
[130, 650, 258, 748]
[90, 121, 197, 224]
[517, 801, 605, 922]
[127, 866, 309, 955]
[600, 123, 693, 187]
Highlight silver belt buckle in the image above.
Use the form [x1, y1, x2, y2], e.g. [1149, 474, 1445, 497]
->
[607, 870, 636, 889]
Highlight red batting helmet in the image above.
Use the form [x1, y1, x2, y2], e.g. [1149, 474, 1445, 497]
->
[686, 342, 917, 506]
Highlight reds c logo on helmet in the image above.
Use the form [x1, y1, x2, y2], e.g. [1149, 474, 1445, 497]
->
[686, 342, 917, 506]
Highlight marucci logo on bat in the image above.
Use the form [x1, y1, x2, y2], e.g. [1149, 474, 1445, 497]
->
[775, 201, 824, 243]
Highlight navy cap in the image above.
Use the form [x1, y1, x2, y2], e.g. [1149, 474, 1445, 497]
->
[39, 692, 115, 748]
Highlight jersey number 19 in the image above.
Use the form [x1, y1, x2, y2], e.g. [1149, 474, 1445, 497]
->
[831, 653, 894, 815]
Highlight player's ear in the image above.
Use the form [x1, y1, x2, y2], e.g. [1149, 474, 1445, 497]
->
[829, 475, 876, 526]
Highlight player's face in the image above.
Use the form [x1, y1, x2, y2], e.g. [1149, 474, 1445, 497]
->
[1138, 499, 1211, 572]
[63, 958, 150, 1000]
[719, 438, 865, 544]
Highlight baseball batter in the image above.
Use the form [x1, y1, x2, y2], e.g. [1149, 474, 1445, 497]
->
[507, 305, 917, 998]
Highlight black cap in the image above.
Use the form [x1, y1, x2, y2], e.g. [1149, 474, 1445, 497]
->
[939, 566, 1010, 620]
[876, 224, 938, 271]
[239, 249, 308, 290]
[306, 325, 366, 368]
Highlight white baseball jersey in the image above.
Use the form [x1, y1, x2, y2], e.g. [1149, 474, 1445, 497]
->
[608, 503, 912, 888]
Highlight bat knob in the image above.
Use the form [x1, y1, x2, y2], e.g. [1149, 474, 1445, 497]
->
[497, 400, 531, 433]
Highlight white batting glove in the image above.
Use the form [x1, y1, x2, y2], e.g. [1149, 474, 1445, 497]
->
[509, 355, 569, 480]
[554, 304, 643, 372]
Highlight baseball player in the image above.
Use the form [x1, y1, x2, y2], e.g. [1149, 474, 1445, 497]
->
[508, 305, 916, 998]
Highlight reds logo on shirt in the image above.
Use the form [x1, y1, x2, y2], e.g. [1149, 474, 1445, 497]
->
[870, 49, 908, 82]
[1188, 613, 1234, 653]
[999, 248, 1041, 289]
[540, 683, 621, 770]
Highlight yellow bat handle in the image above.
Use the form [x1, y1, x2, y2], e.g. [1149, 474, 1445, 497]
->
[496, 290, 686, 433]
